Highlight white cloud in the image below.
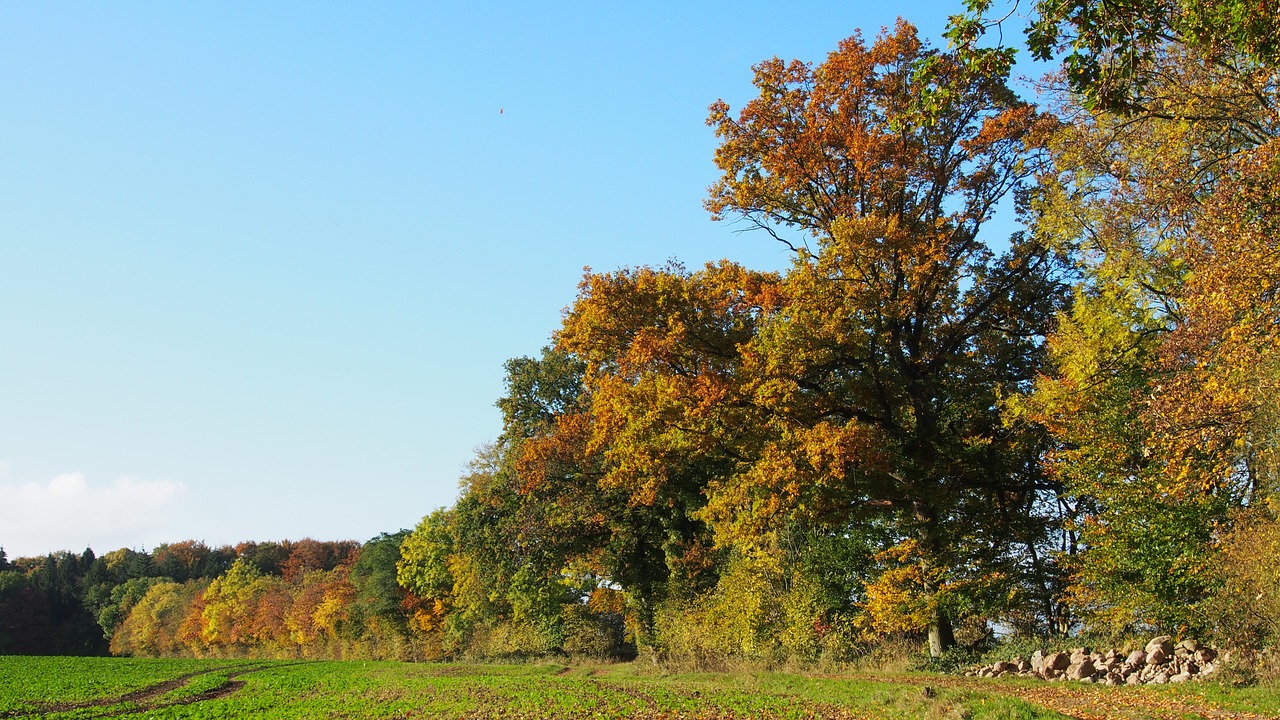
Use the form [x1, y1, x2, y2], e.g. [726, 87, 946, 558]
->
[0, 472, 186, 558]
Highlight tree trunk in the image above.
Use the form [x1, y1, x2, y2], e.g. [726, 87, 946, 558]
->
[912, 499, 955, 658]
[927, 611, 956, 658]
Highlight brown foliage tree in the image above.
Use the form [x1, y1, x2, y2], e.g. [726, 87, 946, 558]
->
[704, 20, 1066, 655]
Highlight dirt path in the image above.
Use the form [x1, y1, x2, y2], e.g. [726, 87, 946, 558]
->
[852, 672, 1277, 720]
[18, 662, 278, 719]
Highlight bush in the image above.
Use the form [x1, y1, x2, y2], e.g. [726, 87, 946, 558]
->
[1212, 510, 1280, 651]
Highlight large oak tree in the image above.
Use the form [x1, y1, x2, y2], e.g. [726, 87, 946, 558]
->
[704, 20, 1067, 655]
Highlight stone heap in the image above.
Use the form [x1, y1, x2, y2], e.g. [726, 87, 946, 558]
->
[966, 636, 1220, 686]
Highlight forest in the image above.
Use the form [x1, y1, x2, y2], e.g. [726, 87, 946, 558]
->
[3, 0, 1279, 674]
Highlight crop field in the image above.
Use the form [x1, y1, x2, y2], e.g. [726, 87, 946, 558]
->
[1, 657, 1277, 720]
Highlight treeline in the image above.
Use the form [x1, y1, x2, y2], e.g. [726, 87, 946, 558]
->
[387, 6, 1280, 665]
[0, 537, 424, 659]
[5, 1, 1280, 665]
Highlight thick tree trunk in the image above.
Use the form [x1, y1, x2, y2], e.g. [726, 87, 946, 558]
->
[927, 611, 956, 658]
[912, 498, 955, 658]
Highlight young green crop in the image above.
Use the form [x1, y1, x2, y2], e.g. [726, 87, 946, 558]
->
[0, 659, 1073, 720]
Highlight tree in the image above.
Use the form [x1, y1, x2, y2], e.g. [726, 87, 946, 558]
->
[95, 576, 168, 641]
[199, 558, 270, 649]
[397, 508, 455, 639]
[152, 541, 235, 582]
[286, 568, 354, 652]
[0, 572, 54, 654]
[704, 20, 1066, 655]
[949, 0, 1280, 115]
[280, 539, 359, 583]
[1148, 142, 1280, 500]
[110, 580, 207, 657]
[350, 531, 413, 652]
[1019, 31, 1278, 634]
[555, 262, 778, 643]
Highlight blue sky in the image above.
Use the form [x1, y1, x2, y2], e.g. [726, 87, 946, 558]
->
[0, 1, 1026, 558]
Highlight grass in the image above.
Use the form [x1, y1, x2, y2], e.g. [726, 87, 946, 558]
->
[5, 656, 1271, 719]
[0, 658, 1068, 719]
[1158, 678, 1280, 716]
[0, 657, 243, 714]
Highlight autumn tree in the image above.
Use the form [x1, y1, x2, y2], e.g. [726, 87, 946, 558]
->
[110, 580, 208, 657]
[397, 507, 455, 647]
[552, 263, 780, 644]
[280, 539, 359, 582]
[152, 541, 235, 582]
[704, 20, 1066, 655]
[198, 558, 271, 650]
[1017, 8, 1279, 632]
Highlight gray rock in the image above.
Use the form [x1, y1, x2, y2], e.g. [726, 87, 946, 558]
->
[1170, 672, 1192, 684]
[1127, 649, 1147, 666]
[1148, 647, 1168, 665]
[1146, 636, 1174, 656]
[1195, 648, 1217, 664]
[1046, 652, 1071, 671]
[1067, 659, 1096, 681]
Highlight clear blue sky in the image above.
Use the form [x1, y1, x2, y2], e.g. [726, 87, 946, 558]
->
[0, 1, 1027, 558]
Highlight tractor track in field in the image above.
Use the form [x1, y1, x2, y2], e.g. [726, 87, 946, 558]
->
[10, 662, 292, 719]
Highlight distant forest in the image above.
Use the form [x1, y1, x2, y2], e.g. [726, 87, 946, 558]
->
[4, 1, 1279, 663]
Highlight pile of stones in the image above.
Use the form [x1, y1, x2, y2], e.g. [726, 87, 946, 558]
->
[965, 636, 1221, 686]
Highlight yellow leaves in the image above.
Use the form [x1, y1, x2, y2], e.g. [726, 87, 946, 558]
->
[799, 422, 893, 484]
[1142, 140, 1280, 496]
[110, 580, 201, 657]
[585, 587, 626, 616]
[407, 597, 449, 634]
[285, 569, 354, 646]
[858, 562, 934, 636]
[198, 558, 265, 646]
[552, 261, 782, 517]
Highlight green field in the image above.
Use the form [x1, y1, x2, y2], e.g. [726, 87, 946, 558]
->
[1, 657, 1277, 719]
